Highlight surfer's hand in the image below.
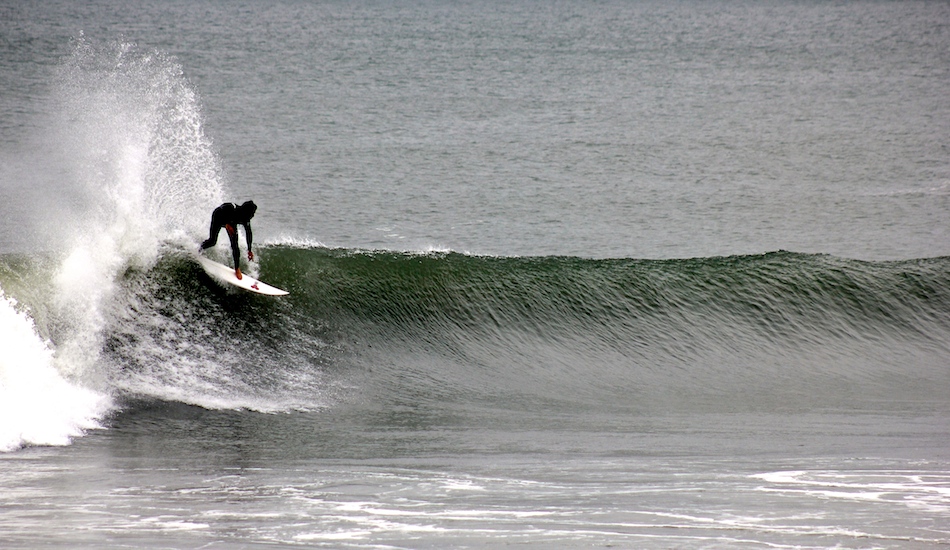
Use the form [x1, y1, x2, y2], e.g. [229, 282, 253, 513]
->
[248, 250, 254, 261]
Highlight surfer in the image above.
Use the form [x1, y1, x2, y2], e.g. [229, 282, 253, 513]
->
[199, 201, 257, 280]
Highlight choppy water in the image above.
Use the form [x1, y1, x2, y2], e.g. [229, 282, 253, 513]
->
[1, 0, 949, 548]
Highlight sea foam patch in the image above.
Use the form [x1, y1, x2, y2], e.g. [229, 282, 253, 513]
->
[754, 470, 950, 515]
[0, 289, 110, 452]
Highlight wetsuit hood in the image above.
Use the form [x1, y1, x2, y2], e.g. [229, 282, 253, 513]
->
[237, 200, 257, 220]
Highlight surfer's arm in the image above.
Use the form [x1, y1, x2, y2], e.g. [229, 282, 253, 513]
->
[245, 223, 254, 261]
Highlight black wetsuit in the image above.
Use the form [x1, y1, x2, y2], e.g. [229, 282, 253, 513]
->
[200, 202, 255, 268]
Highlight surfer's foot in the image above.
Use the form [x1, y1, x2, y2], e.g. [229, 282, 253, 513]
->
[235, 268, 243, 280]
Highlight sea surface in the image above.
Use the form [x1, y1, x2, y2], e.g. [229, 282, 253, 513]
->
[1, 1, 949, 548]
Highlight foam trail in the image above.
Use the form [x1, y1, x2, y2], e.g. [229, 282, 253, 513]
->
[0, 289, 109, 452]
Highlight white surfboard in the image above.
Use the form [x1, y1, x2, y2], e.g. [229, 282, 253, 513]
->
[196, 255, 289, 296]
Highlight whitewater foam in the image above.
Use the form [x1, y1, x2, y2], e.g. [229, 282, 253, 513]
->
[0, 289, 110, 452]
[754, 470, 950, 516]
[0, 37, 235, 451]
[268, 235, 476, 257]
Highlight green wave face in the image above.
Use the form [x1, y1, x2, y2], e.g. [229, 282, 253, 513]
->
[3, 248, 949, 416]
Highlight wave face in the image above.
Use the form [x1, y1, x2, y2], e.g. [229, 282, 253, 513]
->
[260, 247, 950, 414]
[6, 246, 950, 446]
[17, 246, 947, 419]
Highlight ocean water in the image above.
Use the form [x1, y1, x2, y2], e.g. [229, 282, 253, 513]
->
[1, 0, 949, 548]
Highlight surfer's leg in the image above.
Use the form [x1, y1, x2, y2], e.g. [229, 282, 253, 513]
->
[226, 224, 242, 279]
[201, 219, 223, 250]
